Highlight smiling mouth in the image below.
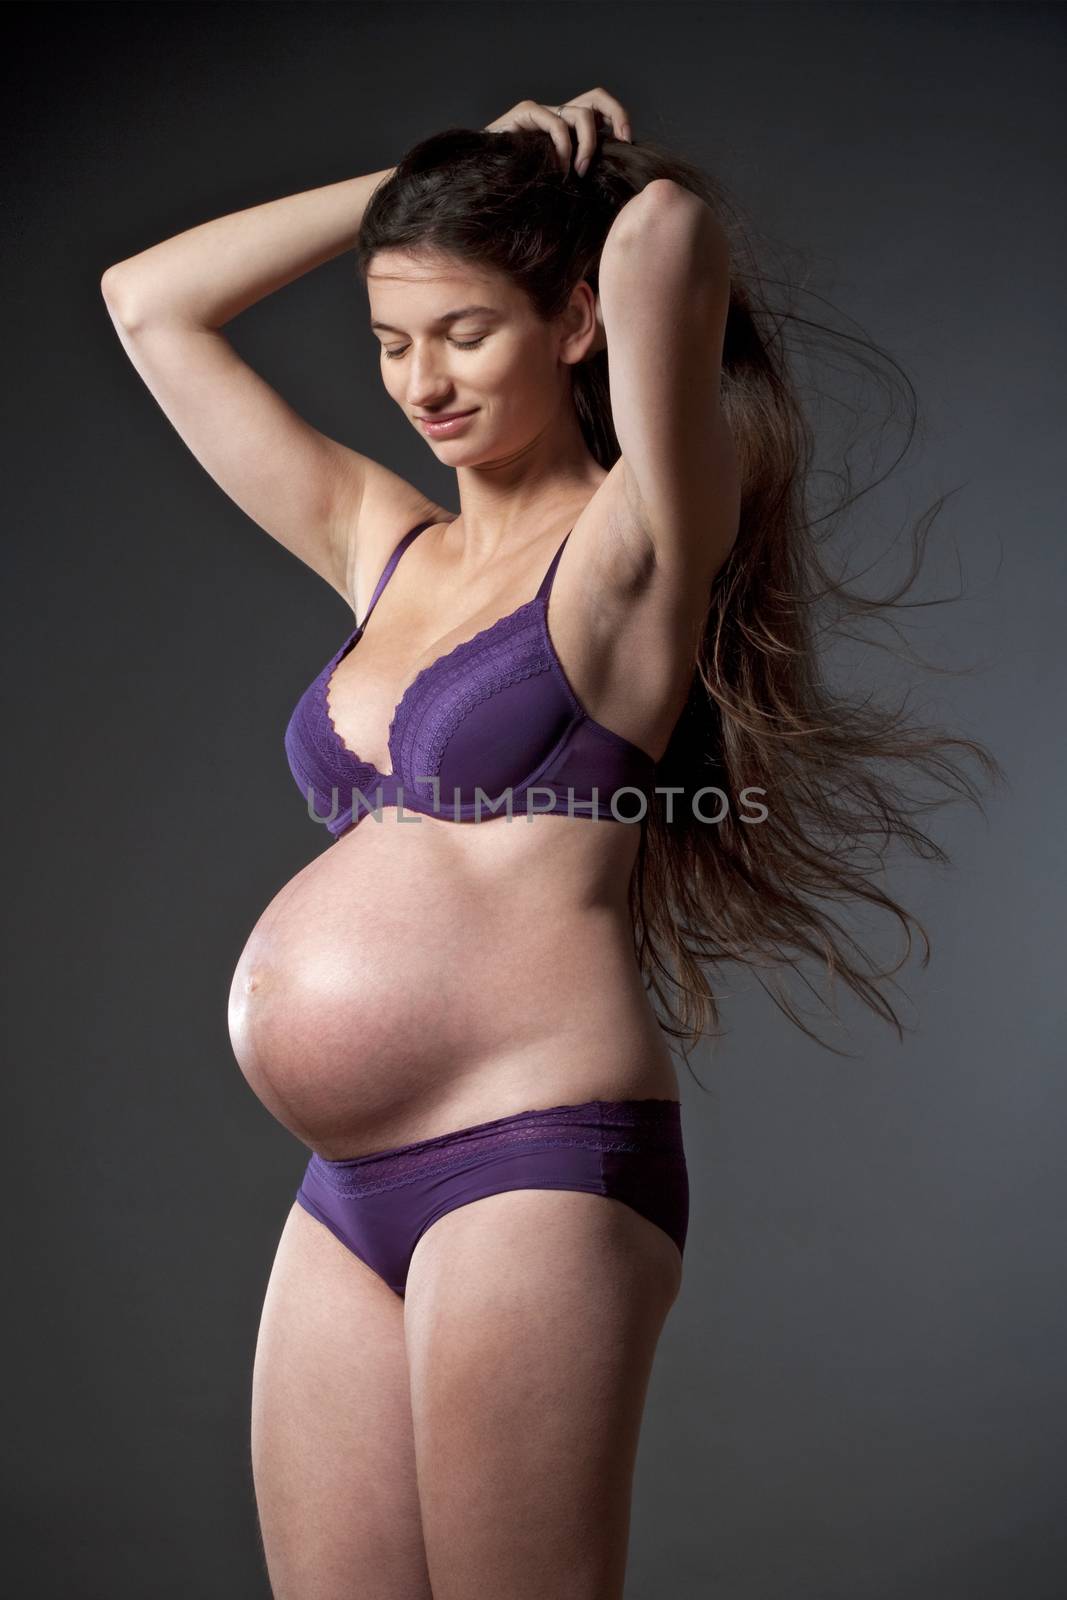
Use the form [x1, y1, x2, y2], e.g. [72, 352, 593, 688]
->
[418, 410, 476, 422]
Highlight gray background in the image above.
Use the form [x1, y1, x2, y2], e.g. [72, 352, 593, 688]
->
[4, 3, 1064, 1595]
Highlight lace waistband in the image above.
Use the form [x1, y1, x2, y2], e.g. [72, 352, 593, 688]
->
[303, 1098, 685, 1198]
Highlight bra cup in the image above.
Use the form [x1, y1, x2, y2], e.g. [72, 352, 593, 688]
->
[432, 669, 574, 802]
[390, 603, 554, 799]
[539, 718, 656, 809]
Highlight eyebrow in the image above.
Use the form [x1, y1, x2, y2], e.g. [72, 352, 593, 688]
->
[369, 304, 501, 334]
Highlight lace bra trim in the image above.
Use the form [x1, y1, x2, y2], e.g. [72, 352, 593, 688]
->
[397, 602, 550, 783]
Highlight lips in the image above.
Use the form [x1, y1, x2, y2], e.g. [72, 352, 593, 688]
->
[419, 409, 479, 437]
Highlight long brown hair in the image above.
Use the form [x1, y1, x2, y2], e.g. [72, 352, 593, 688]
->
[356, 125, 1005, 1082]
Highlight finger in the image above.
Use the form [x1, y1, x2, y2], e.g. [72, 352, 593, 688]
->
[558, 105, 599, 173]
[485, 101, 571, 170]
[519, 100, 572, 172]
[572, 86, 632, 141]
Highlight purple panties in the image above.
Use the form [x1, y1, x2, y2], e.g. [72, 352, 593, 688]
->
[294, 1098, 689, 1298]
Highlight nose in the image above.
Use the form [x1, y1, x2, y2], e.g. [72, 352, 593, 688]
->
[404, 348, 459, 411]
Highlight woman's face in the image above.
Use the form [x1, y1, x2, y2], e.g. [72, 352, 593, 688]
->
[366, 249, 587, 460]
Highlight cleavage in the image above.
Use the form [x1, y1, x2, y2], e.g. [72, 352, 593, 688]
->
[326, 594, 528, 776]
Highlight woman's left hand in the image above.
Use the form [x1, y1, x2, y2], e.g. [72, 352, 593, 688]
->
[484, 87, 632, 177]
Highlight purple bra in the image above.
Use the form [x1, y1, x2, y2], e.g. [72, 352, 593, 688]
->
[284, 518, 658, 837]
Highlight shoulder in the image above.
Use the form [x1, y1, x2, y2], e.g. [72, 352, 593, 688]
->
[339, 458, 456, 616]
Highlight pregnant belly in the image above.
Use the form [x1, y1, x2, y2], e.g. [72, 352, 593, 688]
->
[227, 819, 672, 1158]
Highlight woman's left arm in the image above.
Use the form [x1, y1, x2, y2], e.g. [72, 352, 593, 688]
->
[597, 180, 740, 586]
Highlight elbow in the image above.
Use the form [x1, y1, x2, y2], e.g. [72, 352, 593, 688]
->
[100, 265, 130, 317]
[99, 265, 146, 328]
[606, 180, 726, 262]
[634, 178, 709, 222]
[99, 264, 125, 299]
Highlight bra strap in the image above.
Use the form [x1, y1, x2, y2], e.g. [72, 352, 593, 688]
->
[535, 528, 573, 603]
[359, 519, 436, 629]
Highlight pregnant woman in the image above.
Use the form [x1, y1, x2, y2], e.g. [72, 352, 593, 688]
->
[101, 87, 996, 1599]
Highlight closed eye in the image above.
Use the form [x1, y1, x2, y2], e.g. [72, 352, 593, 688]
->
[383, 337, 486, 360]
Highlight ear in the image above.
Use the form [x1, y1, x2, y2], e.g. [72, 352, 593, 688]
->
[558, 279, 602, 366]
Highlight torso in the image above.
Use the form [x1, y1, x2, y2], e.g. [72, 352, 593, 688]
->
[227, 464, 714, 1159]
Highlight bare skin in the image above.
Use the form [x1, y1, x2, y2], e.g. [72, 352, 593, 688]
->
[103, 85, 737, 1598]
[403, 1189, 682, 1600]
[250, 1206, 433, 1600]
[252, 1187, 681, 1600]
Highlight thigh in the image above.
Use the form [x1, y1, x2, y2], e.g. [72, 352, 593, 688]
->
[403, 1189, 683, 1600]
[250, 1202, 433, 1600]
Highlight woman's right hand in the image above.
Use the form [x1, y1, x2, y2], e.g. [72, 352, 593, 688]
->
[484, 88, 632, 177]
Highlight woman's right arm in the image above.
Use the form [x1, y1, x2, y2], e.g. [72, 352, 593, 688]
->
[100, 168, 403, 601]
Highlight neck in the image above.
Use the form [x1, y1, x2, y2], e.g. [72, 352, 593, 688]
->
[448, 400, 606, 563]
